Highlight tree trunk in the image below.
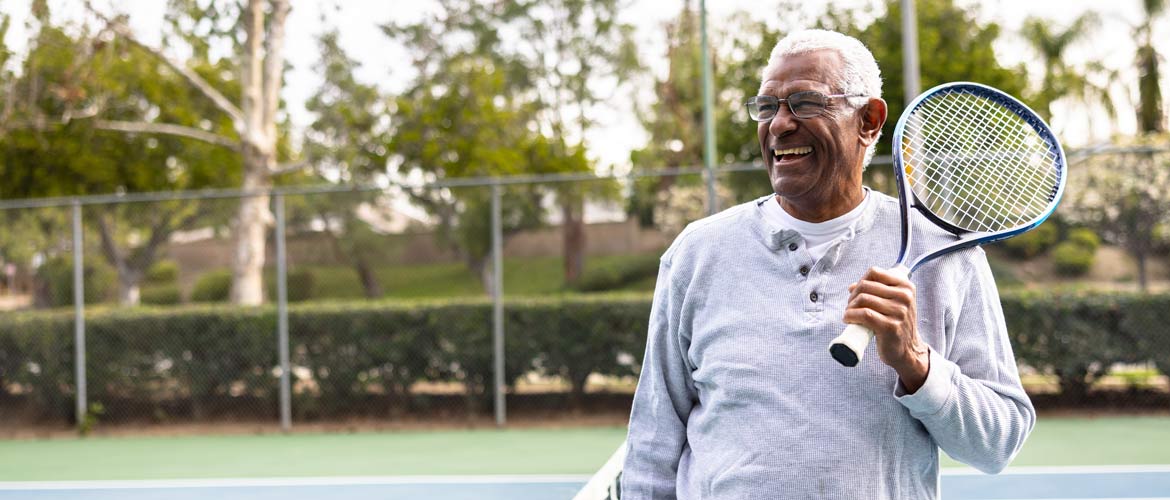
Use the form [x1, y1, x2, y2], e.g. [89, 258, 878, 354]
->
[354, 253, 383, 298]
[230, 156, 272, 305]
[116, 268, 142, 305]
[1136, 251, 1149, 293]
[475, 255, 494, 296]
[562, 200, 586, 286]
[229, 0, 288, 306]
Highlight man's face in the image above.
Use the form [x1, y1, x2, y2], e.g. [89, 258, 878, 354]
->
[757, 50, 868, 219]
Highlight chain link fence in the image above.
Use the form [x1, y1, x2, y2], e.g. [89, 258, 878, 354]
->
[1, 151, 1169, 432]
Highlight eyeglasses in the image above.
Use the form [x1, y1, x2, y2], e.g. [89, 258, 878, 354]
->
[745, 91, 866, 121]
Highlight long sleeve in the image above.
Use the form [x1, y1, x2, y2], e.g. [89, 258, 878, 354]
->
[621, 258, 697, 499]
[895, 251, 1036, 473]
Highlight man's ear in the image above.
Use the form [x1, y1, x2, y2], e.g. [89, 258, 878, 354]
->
[859, 97, 887, 147]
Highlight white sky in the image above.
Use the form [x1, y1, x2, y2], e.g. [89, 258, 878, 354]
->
[2, 0, 1167, 169]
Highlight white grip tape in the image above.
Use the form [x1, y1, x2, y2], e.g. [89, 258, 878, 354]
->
[829, 265, 910, 367]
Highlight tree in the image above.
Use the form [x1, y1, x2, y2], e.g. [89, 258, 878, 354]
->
[383, 0, 620, 292]
[628, 3, 783, 226]
[82, 0, 299, 305]
[499, 0, 638, 285]
[0, 2, 236, 305]
[1064, 136, 1170, 291]
[388, 52, 559, 292]
[825, 0, 1030, 166]
[302, 29, 391, 298]
[1135, 0, 1166, 134]
[1018, 13, 1112, 123]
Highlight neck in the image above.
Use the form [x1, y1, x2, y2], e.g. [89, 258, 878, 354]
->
[776, 187, 865, 223]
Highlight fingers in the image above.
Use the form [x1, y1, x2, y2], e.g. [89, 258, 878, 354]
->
[854, 266, 914, 289]
[844, 267, 916, 336]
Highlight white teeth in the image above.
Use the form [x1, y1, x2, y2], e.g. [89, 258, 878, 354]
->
[773, 146, 813, 157]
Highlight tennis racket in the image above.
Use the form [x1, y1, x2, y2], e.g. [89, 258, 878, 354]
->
[573, 439, 626, 500]
[828, 82, 1066, 367]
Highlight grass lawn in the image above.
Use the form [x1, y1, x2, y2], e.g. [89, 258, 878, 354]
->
[1, 415, 1167, 481]
[297, 254, 659, 300]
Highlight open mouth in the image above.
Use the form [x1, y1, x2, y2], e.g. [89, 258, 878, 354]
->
[773, 146, 813, 163]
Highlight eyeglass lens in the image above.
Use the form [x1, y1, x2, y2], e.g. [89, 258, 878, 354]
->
[748, 91, 829, 120]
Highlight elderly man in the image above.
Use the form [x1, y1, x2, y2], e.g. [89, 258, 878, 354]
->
[621, 29, 1034, 499]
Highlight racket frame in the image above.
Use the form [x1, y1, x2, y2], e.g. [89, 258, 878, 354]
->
[894, 81, 1067, 273]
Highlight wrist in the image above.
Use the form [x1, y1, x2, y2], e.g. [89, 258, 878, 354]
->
[895, 344, 931, 394]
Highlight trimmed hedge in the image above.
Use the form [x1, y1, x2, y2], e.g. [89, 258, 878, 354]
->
[1, 291, 1167, 422]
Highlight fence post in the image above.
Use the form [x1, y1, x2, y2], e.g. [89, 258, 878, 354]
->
[275, 193, 291, 432]
[72, 200, 86, 431]
[700, 0, 718, 216]
[491, 182, 506, 427]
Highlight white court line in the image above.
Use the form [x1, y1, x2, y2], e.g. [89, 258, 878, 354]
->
[2, 465, 1170, 491]
[0, 475, 592, 491]
[942, 464, 1170, 476]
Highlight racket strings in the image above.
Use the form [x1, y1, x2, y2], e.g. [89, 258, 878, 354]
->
[913, 98, 1054, 228]
[903, 89, 1061, 233]
[914, 94, 1057, 227]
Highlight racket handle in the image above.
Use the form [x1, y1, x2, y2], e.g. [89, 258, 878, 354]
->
[829, 323, 874, 367]
[830, 265, 910, 367]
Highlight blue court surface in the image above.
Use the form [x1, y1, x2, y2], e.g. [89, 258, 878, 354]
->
[1, 466, 1167, 499]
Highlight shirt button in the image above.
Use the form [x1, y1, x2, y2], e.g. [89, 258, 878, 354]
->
[810, 292, 818, 302]
[788, 242, 799, 251]
[799, 265, 810, 276]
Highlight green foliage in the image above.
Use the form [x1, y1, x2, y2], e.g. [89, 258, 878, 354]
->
[0, 11, 242, 307]
[78, 402, 105, 437]
[382, 0, 628, 289]
[571, 254, 662, 292]
[1018, 13, 1112, 122]
[1002, 291, 1144, 401]
[1064, 142, 1170, 290]
[3, 291, 1170, 422]
[146, 261, 180, 284]
[266, 269, 316, 303]
[1067, 228, 1102, 252]
[1051, 241, 1095, 276]
[140, 285, 181, 306]
[34, 256, 116, 307]
[985, 253, 1023, 288]
[190, 270, 232, 303]
[1003, 223, 1060, 259]
[0, 297, 652, 421]
[824, 0, 1030, 164]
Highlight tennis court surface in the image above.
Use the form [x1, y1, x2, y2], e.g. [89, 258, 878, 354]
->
[2, 466, 1169, 499]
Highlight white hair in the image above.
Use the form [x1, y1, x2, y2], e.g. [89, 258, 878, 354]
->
[762, 29, 884, 168]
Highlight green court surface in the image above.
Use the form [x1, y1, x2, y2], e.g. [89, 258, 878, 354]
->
[1, 416, 1167, 481]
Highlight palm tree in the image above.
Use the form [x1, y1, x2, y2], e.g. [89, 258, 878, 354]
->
[1019, 13, 1116, 125]
[1135, 0, 1166, 134]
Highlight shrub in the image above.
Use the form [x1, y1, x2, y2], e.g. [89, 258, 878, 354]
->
[1002, 222, 1059, 259]
[140, 285, 181, 305]
[190, 270, 232, 302]
[4, 292, 1168, 422]
[1052, 241, 1095, 276]
[571, 254, 661, 292]
[1066, 228, 1101, 252]
[146, 261, 180, 284]
[34, 256, 116, 307]
[1003, 291, 1141, 401]
[267, 269, 315, 302]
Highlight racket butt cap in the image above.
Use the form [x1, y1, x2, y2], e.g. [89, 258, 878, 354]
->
[829, 343, 859, 367]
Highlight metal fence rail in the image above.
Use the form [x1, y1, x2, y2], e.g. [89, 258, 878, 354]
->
[0, 149, 1167, 433]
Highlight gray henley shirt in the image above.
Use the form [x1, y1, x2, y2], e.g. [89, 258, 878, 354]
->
[621, 191, 1036, 499]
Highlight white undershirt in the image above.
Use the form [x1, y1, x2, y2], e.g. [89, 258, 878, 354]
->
[761, 189, 870, 262]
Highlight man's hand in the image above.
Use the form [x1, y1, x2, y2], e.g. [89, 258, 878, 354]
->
[843, 266, 930, 393]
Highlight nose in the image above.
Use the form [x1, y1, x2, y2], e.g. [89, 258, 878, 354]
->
[767, 104, 798, 138]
